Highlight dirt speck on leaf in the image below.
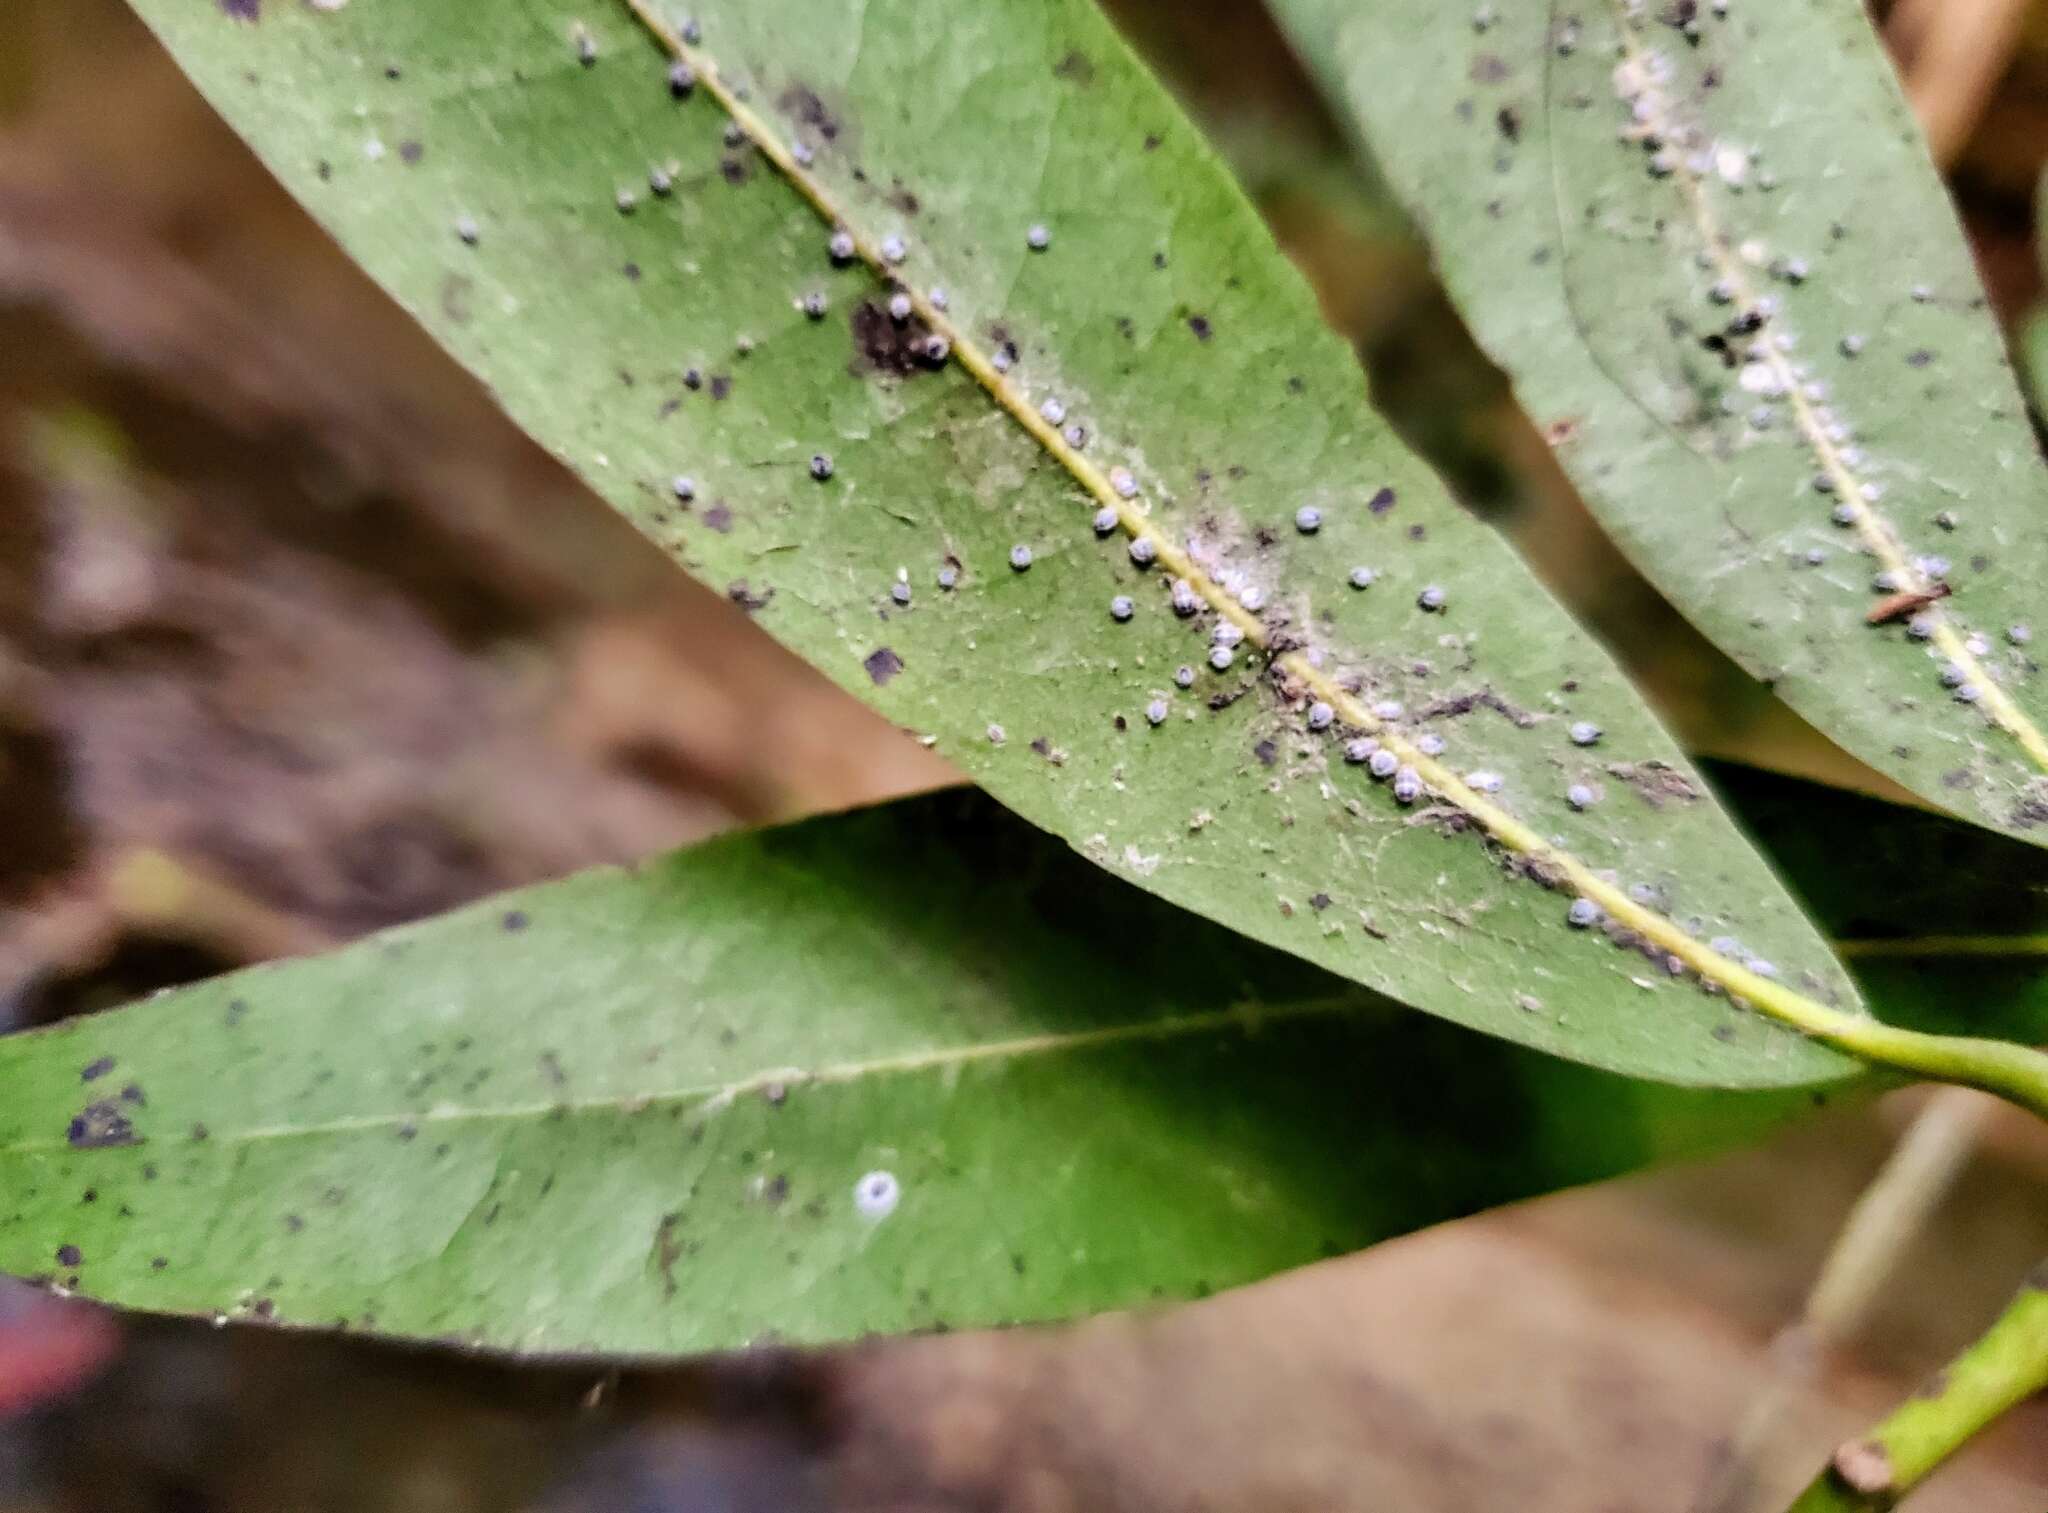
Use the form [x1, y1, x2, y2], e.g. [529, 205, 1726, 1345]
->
[1604, 761, 1701, 808]
[1053, 50, 1095, 85]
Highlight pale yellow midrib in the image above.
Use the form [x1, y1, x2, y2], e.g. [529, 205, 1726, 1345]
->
[619, 0, 1882, 1050]
[1610, 9, 2048, 773]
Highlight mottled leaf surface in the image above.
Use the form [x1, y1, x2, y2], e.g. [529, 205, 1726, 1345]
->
[0, 794, 1827, 1356]
[1273, 0, 2048, 845]
[115, 0, 1860, 1084]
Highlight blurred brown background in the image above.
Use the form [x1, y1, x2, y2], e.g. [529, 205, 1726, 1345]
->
[1, 0, 2045, 1508]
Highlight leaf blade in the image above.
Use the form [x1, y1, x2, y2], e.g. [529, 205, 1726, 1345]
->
[0, 793, 1834, 1356]
[115, 0, 1860, 1082]
[1271, 0, 2048, 844]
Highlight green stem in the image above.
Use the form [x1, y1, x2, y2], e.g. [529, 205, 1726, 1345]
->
[1784, 1266, 2048, 1511]
[1817, 1022, 2048, 1125]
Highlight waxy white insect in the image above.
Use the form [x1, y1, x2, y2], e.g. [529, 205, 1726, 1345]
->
[854, 1170, 900, 1221]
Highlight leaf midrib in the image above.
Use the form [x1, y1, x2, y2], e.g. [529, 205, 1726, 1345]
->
[0, 997, 1360, 1156]
[1599, 1, 2048, 771]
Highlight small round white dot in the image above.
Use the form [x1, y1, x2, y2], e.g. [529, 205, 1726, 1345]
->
[854, 1170, 900, 1220]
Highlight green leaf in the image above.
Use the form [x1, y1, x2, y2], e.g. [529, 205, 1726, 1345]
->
[110, 0, 1869, 1085]
[1270, 0, 2048, 846]
[0, 793, 1833, 1356]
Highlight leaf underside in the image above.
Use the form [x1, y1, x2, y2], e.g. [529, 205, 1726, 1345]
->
[115, 0, 1862, 1085]
[0, 793, 1828, 1357]
[1271, 0, 2048, 847]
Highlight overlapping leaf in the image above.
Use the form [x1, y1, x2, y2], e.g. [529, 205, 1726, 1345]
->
[107, 0, 1869, 1084]
[1272, 0, 2048, 846]
[0, 794, 1837, 1356]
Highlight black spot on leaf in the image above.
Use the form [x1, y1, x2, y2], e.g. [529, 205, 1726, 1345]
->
[777, 83, 841, 141]
[849, 299, 935, 379]
[864, 647, 904, 686]
[67, 1101, 138, 1150]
